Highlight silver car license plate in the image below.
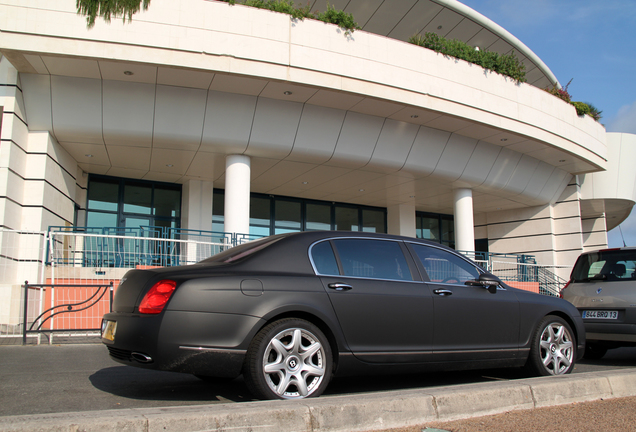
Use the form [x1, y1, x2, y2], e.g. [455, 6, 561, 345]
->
[582, 310, 618, 319]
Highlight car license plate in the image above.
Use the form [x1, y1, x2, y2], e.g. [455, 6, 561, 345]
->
[102, 320, 117, 341]
[582, 310, 618, 319]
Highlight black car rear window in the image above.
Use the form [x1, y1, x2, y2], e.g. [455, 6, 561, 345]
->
[571, 249, 636, 282]
[200, 235, 284, 264]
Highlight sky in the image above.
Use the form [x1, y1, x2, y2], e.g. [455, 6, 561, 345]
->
[459, 0, 636, 248]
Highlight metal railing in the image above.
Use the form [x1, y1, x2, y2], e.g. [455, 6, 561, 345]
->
[1, 228, 572, 343]
[21, 282, 113, 345]
[457, 250, 567, 297]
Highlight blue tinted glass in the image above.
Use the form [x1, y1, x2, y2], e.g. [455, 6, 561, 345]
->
[88, 180, 118, 211]
[333, 239, 412, 281]
[411, 244, 478, 283]
[86, 211, 117, 227]
[311, 241, 339, 275]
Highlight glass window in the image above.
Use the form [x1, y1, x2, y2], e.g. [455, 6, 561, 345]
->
[86, 175, 181, 232]
[154, 187, 181, 218]
[86, 211, 117, 228]
[335, 206, 358, 231]
[212, 190, 225, 232]
[333, 239, 412, 281]
[417, 216, 439, 242]
[311, 241, 339, 275]
[88, 180, 119, 211]
[123, 183, 152, 214]
[201, 235, 283, 263]
[571, 250, 636, 282]
[440, 216, 454, 248]
[411, 244, 479, 284]
[362, 208, 386, 233]
[275, 200, 301, 234]
[306, 203, 331, 231]
[250, 196, 271, 236]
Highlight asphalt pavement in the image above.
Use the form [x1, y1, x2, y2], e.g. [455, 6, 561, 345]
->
[0, 344, 635, 431]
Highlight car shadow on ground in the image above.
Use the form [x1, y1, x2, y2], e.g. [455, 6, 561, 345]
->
[90, 353, 636, 404]
[89, 366, 255, 403]
[578, 347, 636, 368]
[325, 368, 531, 396]
[90, 365, 532, 403]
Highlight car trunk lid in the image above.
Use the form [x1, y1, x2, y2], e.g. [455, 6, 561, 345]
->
[113, 269, 160, 313]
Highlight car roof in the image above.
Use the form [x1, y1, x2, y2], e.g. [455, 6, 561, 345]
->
[579, 247, 636, 255]
[215, 231, 455, 274]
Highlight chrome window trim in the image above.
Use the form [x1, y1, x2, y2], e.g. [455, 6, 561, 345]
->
[308, 236, 418, 283]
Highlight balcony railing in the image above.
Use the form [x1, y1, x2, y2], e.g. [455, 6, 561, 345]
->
[0, 228, 569, 341]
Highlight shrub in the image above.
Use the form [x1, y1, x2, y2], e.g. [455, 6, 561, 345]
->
[544, 78, 572, 103]
[572, 102, 591, 116]
[221, 0, 360, 34]
[585, 102, 603, 121]
[408, 32, 526, 83]
[316, 3, 361, 34]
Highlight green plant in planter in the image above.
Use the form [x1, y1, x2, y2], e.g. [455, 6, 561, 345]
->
[222, 0, 360, 34]
[544, 78, 572, 103]
[572, 102, 590, 117]
[316, 3, 361, 34]
[585, 102, 603, 121]
[77, 0, 150, 28]
[408, 32, 526, 83]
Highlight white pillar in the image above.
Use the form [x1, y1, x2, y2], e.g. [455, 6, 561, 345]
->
[387, 204, 416, 237]
[454, 188, 475, 252]
[224, 155, 251, 235]
[181, 180, 214, 231]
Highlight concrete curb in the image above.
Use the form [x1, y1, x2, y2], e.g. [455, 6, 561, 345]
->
[2, 370, 635, 432]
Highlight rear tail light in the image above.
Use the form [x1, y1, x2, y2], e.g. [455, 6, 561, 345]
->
[559, 280, 571, 298]
[139, 280, 177, 314]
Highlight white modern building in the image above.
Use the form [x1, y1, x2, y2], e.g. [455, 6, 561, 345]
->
[1, 0, 635, 330]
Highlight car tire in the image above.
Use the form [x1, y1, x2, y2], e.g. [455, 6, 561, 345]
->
[243, 318, 333, 400]
[526, 315, 576, 376]
[583, 343, 608, 360]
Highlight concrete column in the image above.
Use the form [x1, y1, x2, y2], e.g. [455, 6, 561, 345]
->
[224, 155, 251, 235]
[387, 204, 416, 238]
[454, 188, 475, 252]
[181, 180, 214, 232]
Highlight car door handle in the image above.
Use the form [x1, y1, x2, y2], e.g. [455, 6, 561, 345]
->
[328, 283, 353, 291]
[433, 289, 453, 296]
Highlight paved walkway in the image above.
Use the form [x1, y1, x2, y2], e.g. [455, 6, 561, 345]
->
[1, 369, 636, 431]
[373, 396, 636, 431]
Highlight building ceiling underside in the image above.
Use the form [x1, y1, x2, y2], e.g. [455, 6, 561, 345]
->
[15, 65, 581, 216]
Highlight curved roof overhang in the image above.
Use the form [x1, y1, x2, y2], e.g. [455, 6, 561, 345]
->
[580, 133, 636, 230]
[0, 0, 607, 216]
[308, 0, 559, 89]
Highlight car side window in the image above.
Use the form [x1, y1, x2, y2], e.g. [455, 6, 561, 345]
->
[332, 239, 412, 281]
[310, 241, 340, 276]
[410, 244, 479, 284]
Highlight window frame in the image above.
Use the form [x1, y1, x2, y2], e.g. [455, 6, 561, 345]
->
[309, 237, 421, 283]
[405, 241, 484, 285]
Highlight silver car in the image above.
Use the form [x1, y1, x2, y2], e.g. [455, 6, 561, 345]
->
[561, 247, 636, 359]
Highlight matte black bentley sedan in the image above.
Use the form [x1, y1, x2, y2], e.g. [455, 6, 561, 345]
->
[102, 231, 585, 400]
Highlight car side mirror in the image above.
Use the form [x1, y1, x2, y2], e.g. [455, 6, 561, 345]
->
[465, 273, 501, 294]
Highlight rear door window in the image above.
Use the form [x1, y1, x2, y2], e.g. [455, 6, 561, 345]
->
[331, 239, 413, 281]
[310, 241, 340, 276]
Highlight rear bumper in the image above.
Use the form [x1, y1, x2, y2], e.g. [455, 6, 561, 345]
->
[585, 322, 636, 343]
[102, 309, 263, 378]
